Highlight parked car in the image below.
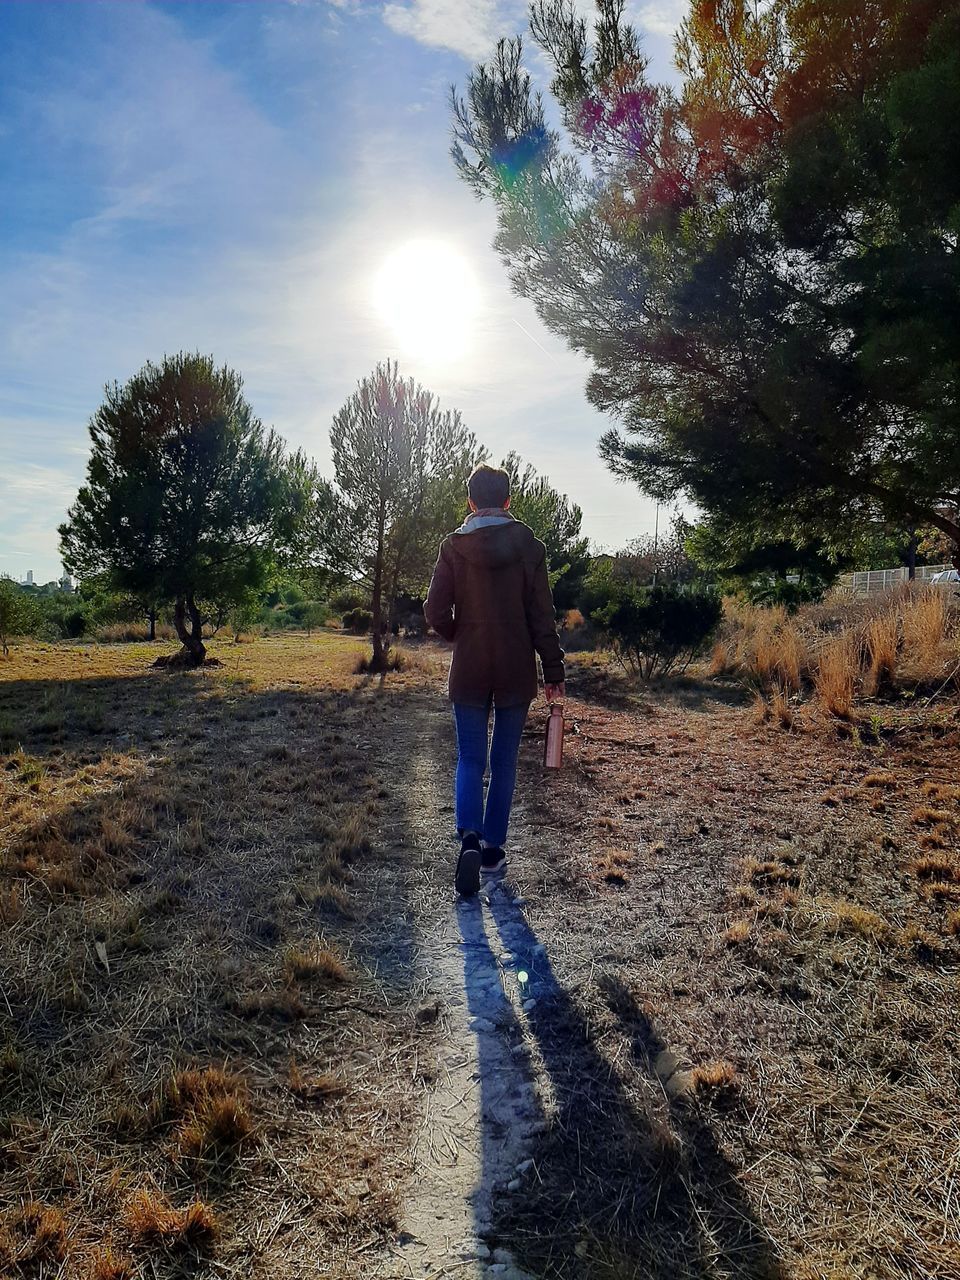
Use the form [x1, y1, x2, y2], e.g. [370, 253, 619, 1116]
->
[930, 568, 960, 586]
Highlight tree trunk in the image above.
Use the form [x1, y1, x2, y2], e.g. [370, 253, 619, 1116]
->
[906, 528, 917, 581]
[173, 597, 206, 666]
[148, 610, 156, 641]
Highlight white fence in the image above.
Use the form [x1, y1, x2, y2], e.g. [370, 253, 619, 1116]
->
[839, 564, 953, 597]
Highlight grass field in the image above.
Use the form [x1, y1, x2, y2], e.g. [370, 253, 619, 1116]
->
[1, 632, 959, 1278]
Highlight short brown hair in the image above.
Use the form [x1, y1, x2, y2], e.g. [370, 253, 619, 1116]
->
[468, 464, 510, 509]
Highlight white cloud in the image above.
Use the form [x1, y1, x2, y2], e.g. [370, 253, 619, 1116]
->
[625, 1, 686, 39]
[382, 0, 522, 60]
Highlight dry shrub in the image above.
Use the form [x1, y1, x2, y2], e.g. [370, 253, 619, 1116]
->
[813, 633, 859, 719]
[1, 1202, 69, 1266]
[864, 611, 899, 695]
[723, 919, 752, 945]
[89, 1246, 136, 1280]
[309, 882, 355, 918]
[824, 898, 889, 942]
[739, 607, 804, 693]
[918, 832, 947, 850]
[283, 942, 349, 984]
[689, 1060, 737, 1093]
[96, 621, 176, 643]
[124, 1189, 218, 1248]
[177, 1095, 252, 1163]
[750, 692, 771, 725]
[863, 772, 896, 789]
[921, 780, 960, 802]
[912, 854, 958, 882]
[335, 810, 372, 860]
[354, 648, 408, 674]
[900, 586, 948, 681]
[150, 1066, 252, 1163]
[912, 806, 955, 828]
[707, 638, 737, 678]
[946, 909, 960, 936]
[742, 856, 800, 888]
[770, 685, 795, 730]
[898, 923, 943, 962]
[232, 988, 306, 1022]
[0, 885, 23, 925]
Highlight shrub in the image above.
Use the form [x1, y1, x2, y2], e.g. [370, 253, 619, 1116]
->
[96, 622, 176, 643]
[864, 612, 899, 695]
[331, 587, 368, 614]
[342, 608, 372, 634]
[588, 574, 722, 679]
[814, 633, 859, 719]
[901, 586, 949, 682]
[124, 1190, 218, 1248]
[0, 579, 39, 653]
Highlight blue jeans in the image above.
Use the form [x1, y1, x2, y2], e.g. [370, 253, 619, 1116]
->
[453, 700, 529, 848]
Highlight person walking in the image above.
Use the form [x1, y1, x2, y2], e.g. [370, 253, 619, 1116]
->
[424, 464, 566, 897]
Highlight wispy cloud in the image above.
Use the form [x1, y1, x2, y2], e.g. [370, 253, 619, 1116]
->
[625, 1, 687, 39]
[378, 1, 685, 60]
[382, 0, 522, 60]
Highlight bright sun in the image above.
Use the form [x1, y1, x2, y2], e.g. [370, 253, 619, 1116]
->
[374, 239, 480, 361]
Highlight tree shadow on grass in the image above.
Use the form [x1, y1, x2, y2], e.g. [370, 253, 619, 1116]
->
[0, 672, 417, 1276]
[461, 889, 783, 1280]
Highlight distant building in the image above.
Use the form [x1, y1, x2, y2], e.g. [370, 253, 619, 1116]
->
[24, 570, 33, 585]
[59, 572, 74, 593]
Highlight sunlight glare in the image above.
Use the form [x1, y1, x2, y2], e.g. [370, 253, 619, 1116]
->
[374, 240, 480, 361]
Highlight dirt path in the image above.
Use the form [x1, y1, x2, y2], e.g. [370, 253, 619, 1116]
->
[372, 697, 548, 1280]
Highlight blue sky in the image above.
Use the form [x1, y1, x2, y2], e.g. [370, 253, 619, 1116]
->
[0, 0, 685, 583]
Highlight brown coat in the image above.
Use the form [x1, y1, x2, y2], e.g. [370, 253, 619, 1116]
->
[424, 514, 565, 707]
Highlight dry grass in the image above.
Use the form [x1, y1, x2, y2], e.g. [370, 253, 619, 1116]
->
[4, 628, 960, 1280]
[283, 941, 350, 984]
[864, 611, 899, 695]
[0, 634, 419, 1275]
[722, 918, 752, 945]
[88, 1247, 136, 1280]
[900, 587, 948, 679]
[147, 1066, 254, 1164]
[0, 1202, 69, 1268]
[813, 633, 859, 719]
[688, 1060, 737, 1093]
[124, 1189, 218, 1248]
[713, 585, 960, 730]
[912, 853, 958, 882]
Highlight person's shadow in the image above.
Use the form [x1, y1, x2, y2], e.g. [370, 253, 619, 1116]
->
[459, 886, 784, 1279]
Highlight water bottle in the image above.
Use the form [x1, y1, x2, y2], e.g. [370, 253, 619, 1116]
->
[544, 702, 564, 769]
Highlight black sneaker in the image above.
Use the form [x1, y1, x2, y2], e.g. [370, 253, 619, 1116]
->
[480, 846, 507, 873]
[455, 833, 482, 897]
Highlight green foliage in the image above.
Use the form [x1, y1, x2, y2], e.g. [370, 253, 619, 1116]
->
[0, 580, 39, 653]
[229, 593, 262, 641]
[687, 517, 842, 607]
[452, 1, 960, 570]
[59, 352, 313, 663]
[322, 360, 482, 669]
[583, 565, 721, 679]
[330, 587, 368, 614]
[341, 608, 372, 634]
[500, 451, 591, 607]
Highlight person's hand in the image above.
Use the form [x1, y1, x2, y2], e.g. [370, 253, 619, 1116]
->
[545, 682, 565, 703]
